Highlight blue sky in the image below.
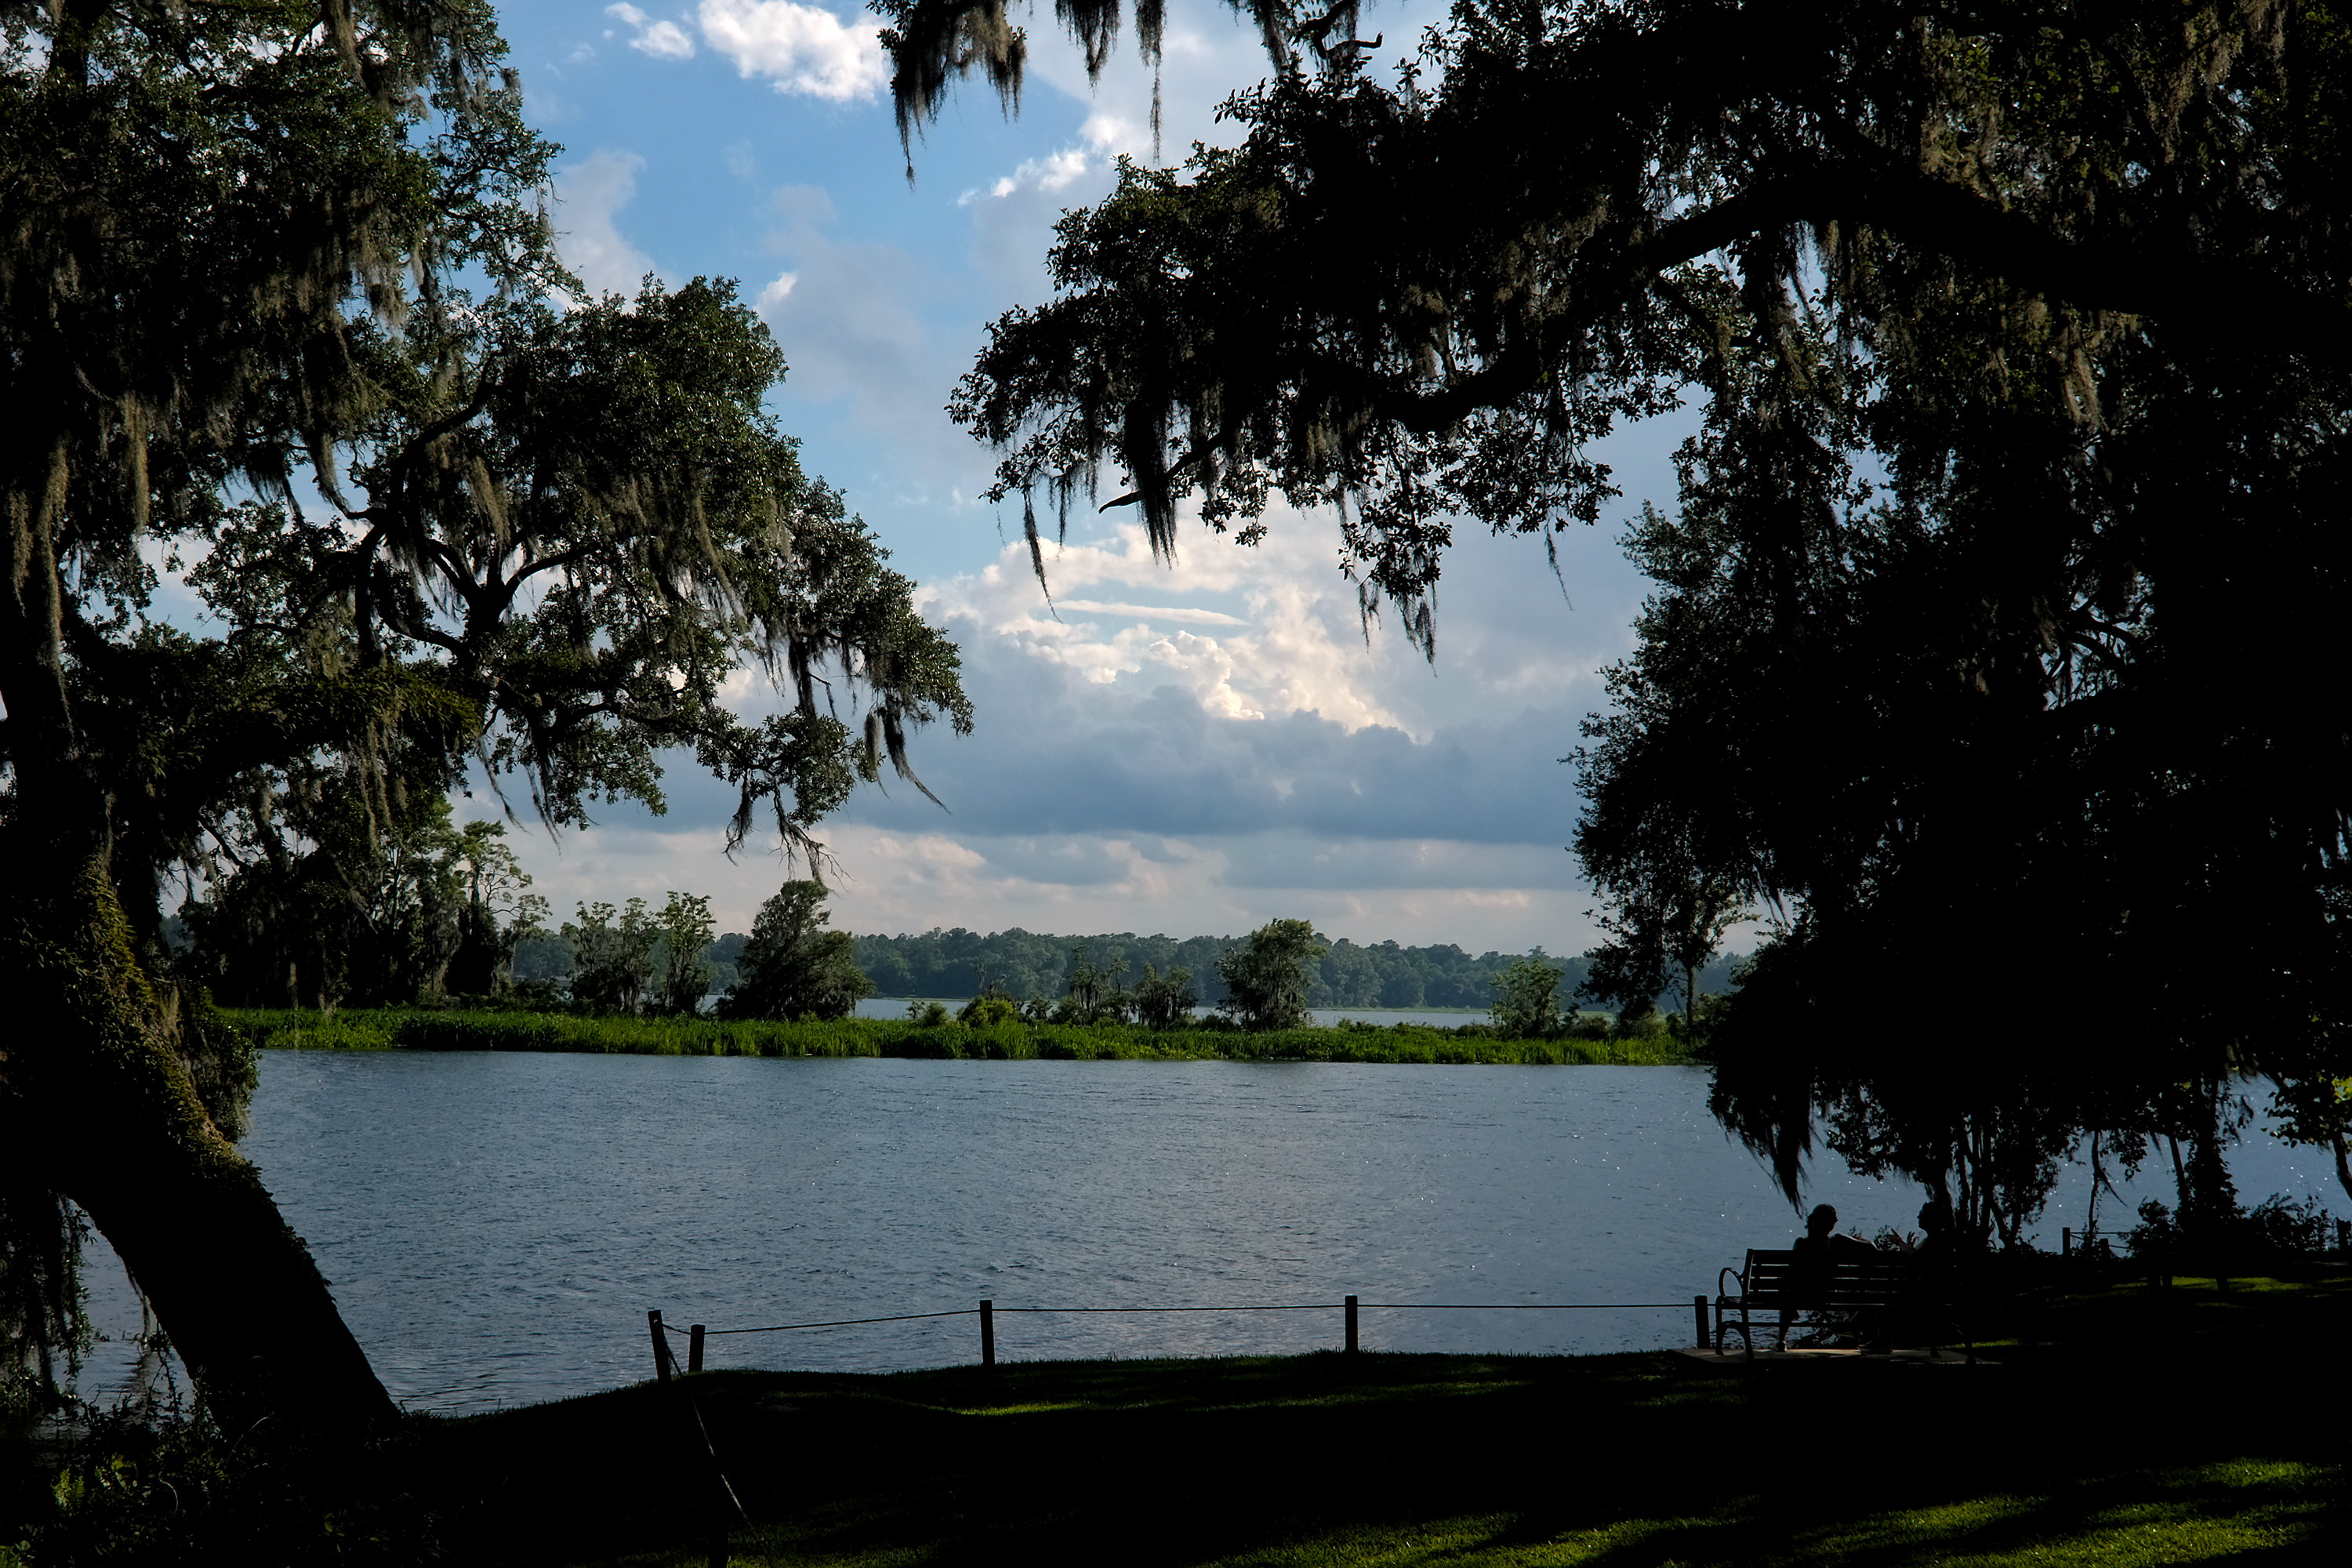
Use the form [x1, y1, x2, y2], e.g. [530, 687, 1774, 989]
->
[478, 1, 1695, 949]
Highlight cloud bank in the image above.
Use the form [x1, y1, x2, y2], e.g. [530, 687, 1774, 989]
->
[697, 0, 886, 100]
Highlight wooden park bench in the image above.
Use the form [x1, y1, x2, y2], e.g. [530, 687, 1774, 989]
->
[1712, 1248, 1972, 1360]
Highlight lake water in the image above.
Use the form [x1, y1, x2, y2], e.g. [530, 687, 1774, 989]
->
[69, 1054, 2346, 1414]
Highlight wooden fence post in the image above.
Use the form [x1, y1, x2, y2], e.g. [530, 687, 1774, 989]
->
[1693, 1294, 1708, 1348]
[648, 1309, 670, 1385]
[1345, 1294, 1358, 1355]
[689, 1323, 706, 1375]
[980, 1300, 994, 1367]
[2062, 1226, 2072, 1259]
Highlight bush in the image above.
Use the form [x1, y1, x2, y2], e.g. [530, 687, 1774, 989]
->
[2122, 1192, 2340, 1265]
[2243, 1194, 2339, 1258]
[958, 993, 1020, 1027]
[5, 1407, 441, 1566]
[2125, 1198, 2176, 1261]
[1612, 1004, 1668, 1040]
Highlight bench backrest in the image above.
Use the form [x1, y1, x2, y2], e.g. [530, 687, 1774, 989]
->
[1739, 1247, 1911, 1307]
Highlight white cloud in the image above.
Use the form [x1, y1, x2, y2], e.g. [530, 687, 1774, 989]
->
[928, 515, 1418, 737]
[605, 4, 697, 59]
[961, 147, 1094, 206]
[696, 0, 886, 101]
[550, 150, 661, 299]
[1055, 599, 1248, 626]
[958, 106, 1150, 207]
[754, 270, 800, 313]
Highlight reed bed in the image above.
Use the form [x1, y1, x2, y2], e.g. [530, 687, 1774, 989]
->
[227, 1007, 1693, 1065]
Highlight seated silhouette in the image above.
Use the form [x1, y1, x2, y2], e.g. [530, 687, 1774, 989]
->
[1780, 1203, 1875, 1346]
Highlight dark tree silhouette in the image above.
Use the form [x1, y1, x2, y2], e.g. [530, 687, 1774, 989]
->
[924, 0, 2352, 1221]
[1, 2, 967, 1430]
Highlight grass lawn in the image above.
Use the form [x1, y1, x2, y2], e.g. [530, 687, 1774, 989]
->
[419, 1268, 2350, 1566]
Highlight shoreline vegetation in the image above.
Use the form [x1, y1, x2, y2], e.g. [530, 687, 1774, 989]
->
[226, 1007, 1697, 1065]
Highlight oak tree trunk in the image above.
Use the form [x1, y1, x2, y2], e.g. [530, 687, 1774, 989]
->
[2, 847, 397, 1439]
[1, 530, 394, 1439]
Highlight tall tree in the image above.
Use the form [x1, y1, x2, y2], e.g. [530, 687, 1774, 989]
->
[565, 899, 659, 1015]
[1, 2, 969, 1429]
[720, 880, 875, 1020]
[921, 0, 2352, 1218]
[1490, 953, 1566, 1038]
[1215, 918, 1326, 1029]
[655, 891, 719, 1015]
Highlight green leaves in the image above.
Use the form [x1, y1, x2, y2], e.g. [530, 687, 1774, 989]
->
[720, 880, 876, 1022]
[1214, 917, 1327, 1031]
[1488, 953, 1565, 1039]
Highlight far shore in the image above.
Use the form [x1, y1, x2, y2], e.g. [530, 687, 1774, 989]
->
[228, 1005, 1694, 1066]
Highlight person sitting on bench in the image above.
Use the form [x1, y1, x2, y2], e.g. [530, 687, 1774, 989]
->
[1781, 1203, 1875, 1347]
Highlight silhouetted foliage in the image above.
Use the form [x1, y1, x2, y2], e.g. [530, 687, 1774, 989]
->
[932, 0, 2352, 1222]
[1054, 942, 1134, 1024]
[1, 0, 969, 1432]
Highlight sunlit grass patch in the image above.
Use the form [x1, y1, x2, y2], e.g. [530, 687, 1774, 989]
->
[1780, 1458, 2334, 1567]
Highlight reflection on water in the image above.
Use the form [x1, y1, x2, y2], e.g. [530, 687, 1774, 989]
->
[71, 1054, 2343, 1414]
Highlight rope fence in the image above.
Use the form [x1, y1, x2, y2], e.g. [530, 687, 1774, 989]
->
[699, 1309, 976, 1336]
[647, 1294, 1715, 1377]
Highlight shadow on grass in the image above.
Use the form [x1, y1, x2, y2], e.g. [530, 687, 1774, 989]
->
[419, 1330, 2347, 1566]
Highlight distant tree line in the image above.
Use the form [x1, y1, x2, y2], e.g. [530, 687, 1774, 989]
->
[180, 869, 1740, 1022]
[841, 927, 1740, 1014]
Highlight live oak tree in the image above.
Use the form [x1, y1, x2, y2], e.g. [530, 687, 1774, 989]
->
[905, 0, 2352, 1225]
[2, 0, 968, 1430]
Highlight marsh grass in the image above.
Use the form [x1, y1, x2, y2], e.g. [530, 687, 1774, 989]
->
[227, 1008, 1693, 1065]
